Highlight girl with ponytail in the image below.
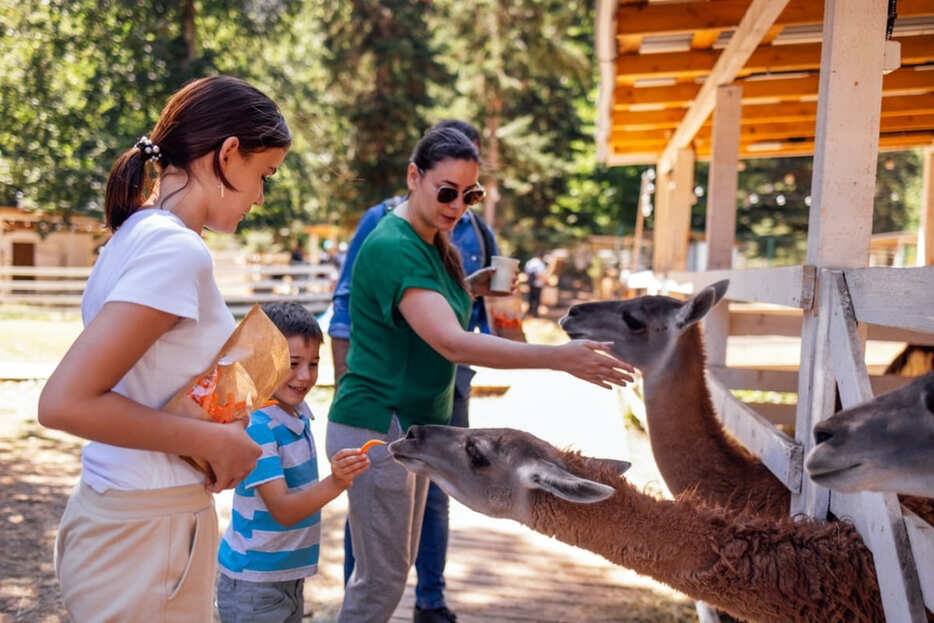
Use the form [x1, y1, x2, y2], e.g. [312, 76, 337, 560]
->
[38, 75, 291, 621]
[326, 126, 635, 622]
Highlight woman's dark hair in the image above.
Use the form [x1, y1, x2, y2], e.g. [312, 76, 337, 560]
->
[430, 119, 481, 146]
[104, 75, 292, 231]
[410, 126, 481, 291]
[261, 302, 323, 342]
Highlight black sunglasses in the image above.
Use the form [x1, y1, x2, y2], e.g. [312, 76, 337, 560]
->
[417, 167, 486, 206]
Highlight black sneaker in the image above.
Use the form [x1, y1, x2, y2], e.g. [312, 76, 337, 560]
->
[413, 605, 458, 623]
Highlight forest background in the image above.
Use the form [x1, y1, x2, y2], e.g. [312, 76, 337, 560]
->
[0, 0, 924, 265]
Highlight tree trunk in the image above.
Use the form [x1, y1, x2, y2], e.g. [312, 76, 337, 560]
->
[183, 0, 197, 63]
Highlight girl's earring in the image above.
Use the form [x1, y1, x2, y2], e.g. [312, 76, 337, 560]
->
[218, 183, 224, 199]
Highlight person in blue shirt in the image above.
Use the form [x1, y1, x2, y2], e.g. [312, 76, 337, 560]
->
[329, 119, 496, 623]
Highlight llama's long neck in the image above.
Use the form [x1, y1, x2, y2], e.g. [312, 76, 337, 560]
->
[641, 326, 789, 517]
[526, 459, 883, 623]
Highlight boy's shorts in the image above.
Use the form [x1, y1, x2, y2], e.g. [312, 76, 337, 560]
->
[216, 573, 305, 623]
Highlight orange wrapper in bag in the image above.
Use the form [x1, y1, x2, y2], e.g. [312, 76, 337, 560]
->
[163, 304, 291, 480]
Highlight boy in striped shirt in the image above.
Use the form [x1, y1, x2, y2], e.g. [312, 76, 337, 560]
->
[217, 303, 370, 623]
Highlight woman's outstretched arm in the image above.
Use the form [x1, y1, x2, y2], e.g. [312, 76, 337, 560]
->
[398, 288, 634, 389]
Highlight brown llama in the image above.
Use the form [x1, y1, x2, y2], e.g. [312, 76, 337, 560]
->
[389, 425, 884, 623]
[807, 370, 934, 498]
[558, 281, 934, 525]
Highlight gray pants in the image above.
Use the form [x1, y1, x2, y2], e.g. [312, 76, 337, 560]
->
[327, 415, 429, 623]
[216, 573, 304, 623]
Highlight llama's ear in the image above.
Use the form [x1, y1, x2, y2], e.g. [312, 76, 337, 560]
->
[675, 279, 729, 329]
[519, 460, 616, 504]
[592, 458, 631, 475]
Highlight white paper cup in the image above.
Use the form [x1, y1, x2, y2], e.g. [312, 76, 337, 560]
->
[489, 256, 519, 293]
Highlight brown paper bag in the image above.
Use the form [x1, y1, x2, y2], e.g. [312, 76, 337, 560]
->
[164, 304, 291, 479]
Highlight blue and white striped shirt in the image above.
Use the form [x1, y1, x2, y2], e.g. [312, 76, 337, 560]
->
[218, 402, 321, 582]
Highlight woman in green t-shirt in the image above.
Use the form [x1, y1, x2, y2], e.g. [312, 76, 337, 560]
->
[326, 126, 634, 623]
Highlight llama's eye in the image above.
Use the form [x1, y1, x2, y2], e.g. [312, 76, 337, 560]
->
[622, 310, 646, 332]
[465, 439, 490, 469]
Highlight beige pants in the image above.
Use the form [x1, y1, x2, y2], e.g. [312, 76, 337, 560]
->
[54, 481, 218, 623]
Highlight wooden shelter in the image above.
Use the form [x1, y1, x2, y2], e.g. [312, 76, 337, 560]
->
[595, 1, 934, 621]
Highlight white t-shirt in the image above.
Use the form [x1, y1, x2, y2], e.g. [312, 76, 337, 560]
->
[80, 208, 236, 492]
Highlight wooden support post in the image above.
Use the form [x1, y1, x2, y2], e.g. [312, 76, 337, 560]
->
[704, 85, 742, 366]
[652, 167, 672, 273]
[794, 0, 888, 519]
[794, 2, 927, 620]
[919, 147, 934, 266]
[670, 148, 695, 272]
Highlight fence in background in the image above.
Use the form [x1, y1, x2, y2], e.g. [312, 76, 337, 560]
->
[0, 264, 337, 315]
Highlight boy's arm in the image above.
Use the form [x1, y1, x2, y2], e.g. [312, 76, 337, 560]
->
[255, 476, 347, 527]
[255, 448, 369, 527]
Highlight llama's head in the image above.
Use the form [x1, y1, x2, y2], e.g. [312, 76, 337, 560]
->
[559, 280, 729, 375]
[389, 425, 630, 523]
[806, 370, 934, 498]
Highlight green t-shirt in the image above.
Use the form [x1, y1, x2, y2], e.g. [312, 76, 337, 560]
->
[328, 213, 473, 433]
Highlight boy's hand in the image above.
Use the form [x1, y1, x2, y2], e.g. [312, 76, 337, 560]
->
[330, 448, 370, 489]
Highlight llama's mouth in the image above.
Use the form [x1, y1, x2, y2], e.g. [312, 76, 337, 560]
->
[387, 441, 426, 470]
[807, 463, 863, 488]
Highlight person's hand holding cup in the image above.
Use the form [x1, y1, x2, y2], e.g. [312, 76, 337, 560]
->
[465, 255, 520, 298]
[489, 256, 520, 295]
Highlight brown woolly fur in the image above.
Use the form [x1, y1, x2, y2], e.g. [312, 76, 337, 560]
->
[644, 326, 790, 518]
[644, 326, 934, 528]
[527, 451, 884, 623]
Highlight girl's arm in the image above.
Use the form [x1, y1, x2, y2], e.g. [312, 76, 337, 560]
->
[37, 301, 261, 492]
[255, 449, 370, 527]
[397, 289, 634, 389]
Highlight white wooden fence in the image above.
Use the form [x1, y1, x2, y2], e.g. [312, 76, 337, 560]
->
[665, 265, 934, 620]
[0, 263, 337, 316]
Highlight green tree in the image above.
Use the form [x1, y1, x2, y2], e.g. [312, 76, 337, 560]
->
[316, 0, 446, 226]
[0, 0, 305, 225]
[430, 0, 597, 245]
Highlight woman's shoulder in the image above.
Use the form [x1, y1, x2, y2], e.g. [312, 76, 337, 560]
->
[359, 215, 425, 259]
[121, 209, 210, 260]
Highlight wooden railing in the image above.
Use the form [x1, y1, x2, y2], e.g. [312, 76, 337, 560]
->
[657, 265, 934, 619]
[0, 264, 337, 315]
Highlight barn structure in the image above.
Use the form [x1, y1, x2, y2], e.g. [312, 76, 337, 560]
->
[594, 1, 934, 620]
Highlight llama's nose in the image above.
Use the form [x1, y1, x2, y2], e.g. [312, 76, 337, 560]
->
[405, 426, 423, 441]
[813, 427, 833, 445]
[567, 305, 580, 317]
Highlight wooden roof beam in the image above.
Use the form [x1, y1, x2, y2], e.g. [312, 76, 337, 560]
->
[616, 0, 934, 38]
[655, 0, 792, 175]
[612, 93, 934, 131]
[612, 113, 934, 145]
[608, 132, 934, 159]
[615, 35, 934, 83]
[614, 66, 934, 110]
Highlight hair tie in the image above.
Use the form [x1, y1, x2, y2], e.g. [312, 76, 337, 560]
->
[134, 135, 162, 162]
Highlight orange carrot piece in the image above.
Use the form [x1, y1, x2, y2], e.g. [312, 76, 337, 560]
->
[360, 439, 388, 453]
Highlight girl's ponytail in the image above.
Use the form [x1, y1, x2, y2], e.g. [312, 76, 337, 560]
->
[104, 147, 149, 232]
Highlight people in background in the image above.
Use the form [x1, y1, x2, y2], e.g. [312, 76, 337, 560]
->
[524, 254, 547, 317]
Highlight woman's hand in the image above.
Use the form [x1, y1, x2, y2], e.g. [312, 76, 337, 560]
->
[204, 420, 262, 492]
[556, 340, 635, 389]
[465, 266, 519, 298]
[331, 448, 371, 489]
